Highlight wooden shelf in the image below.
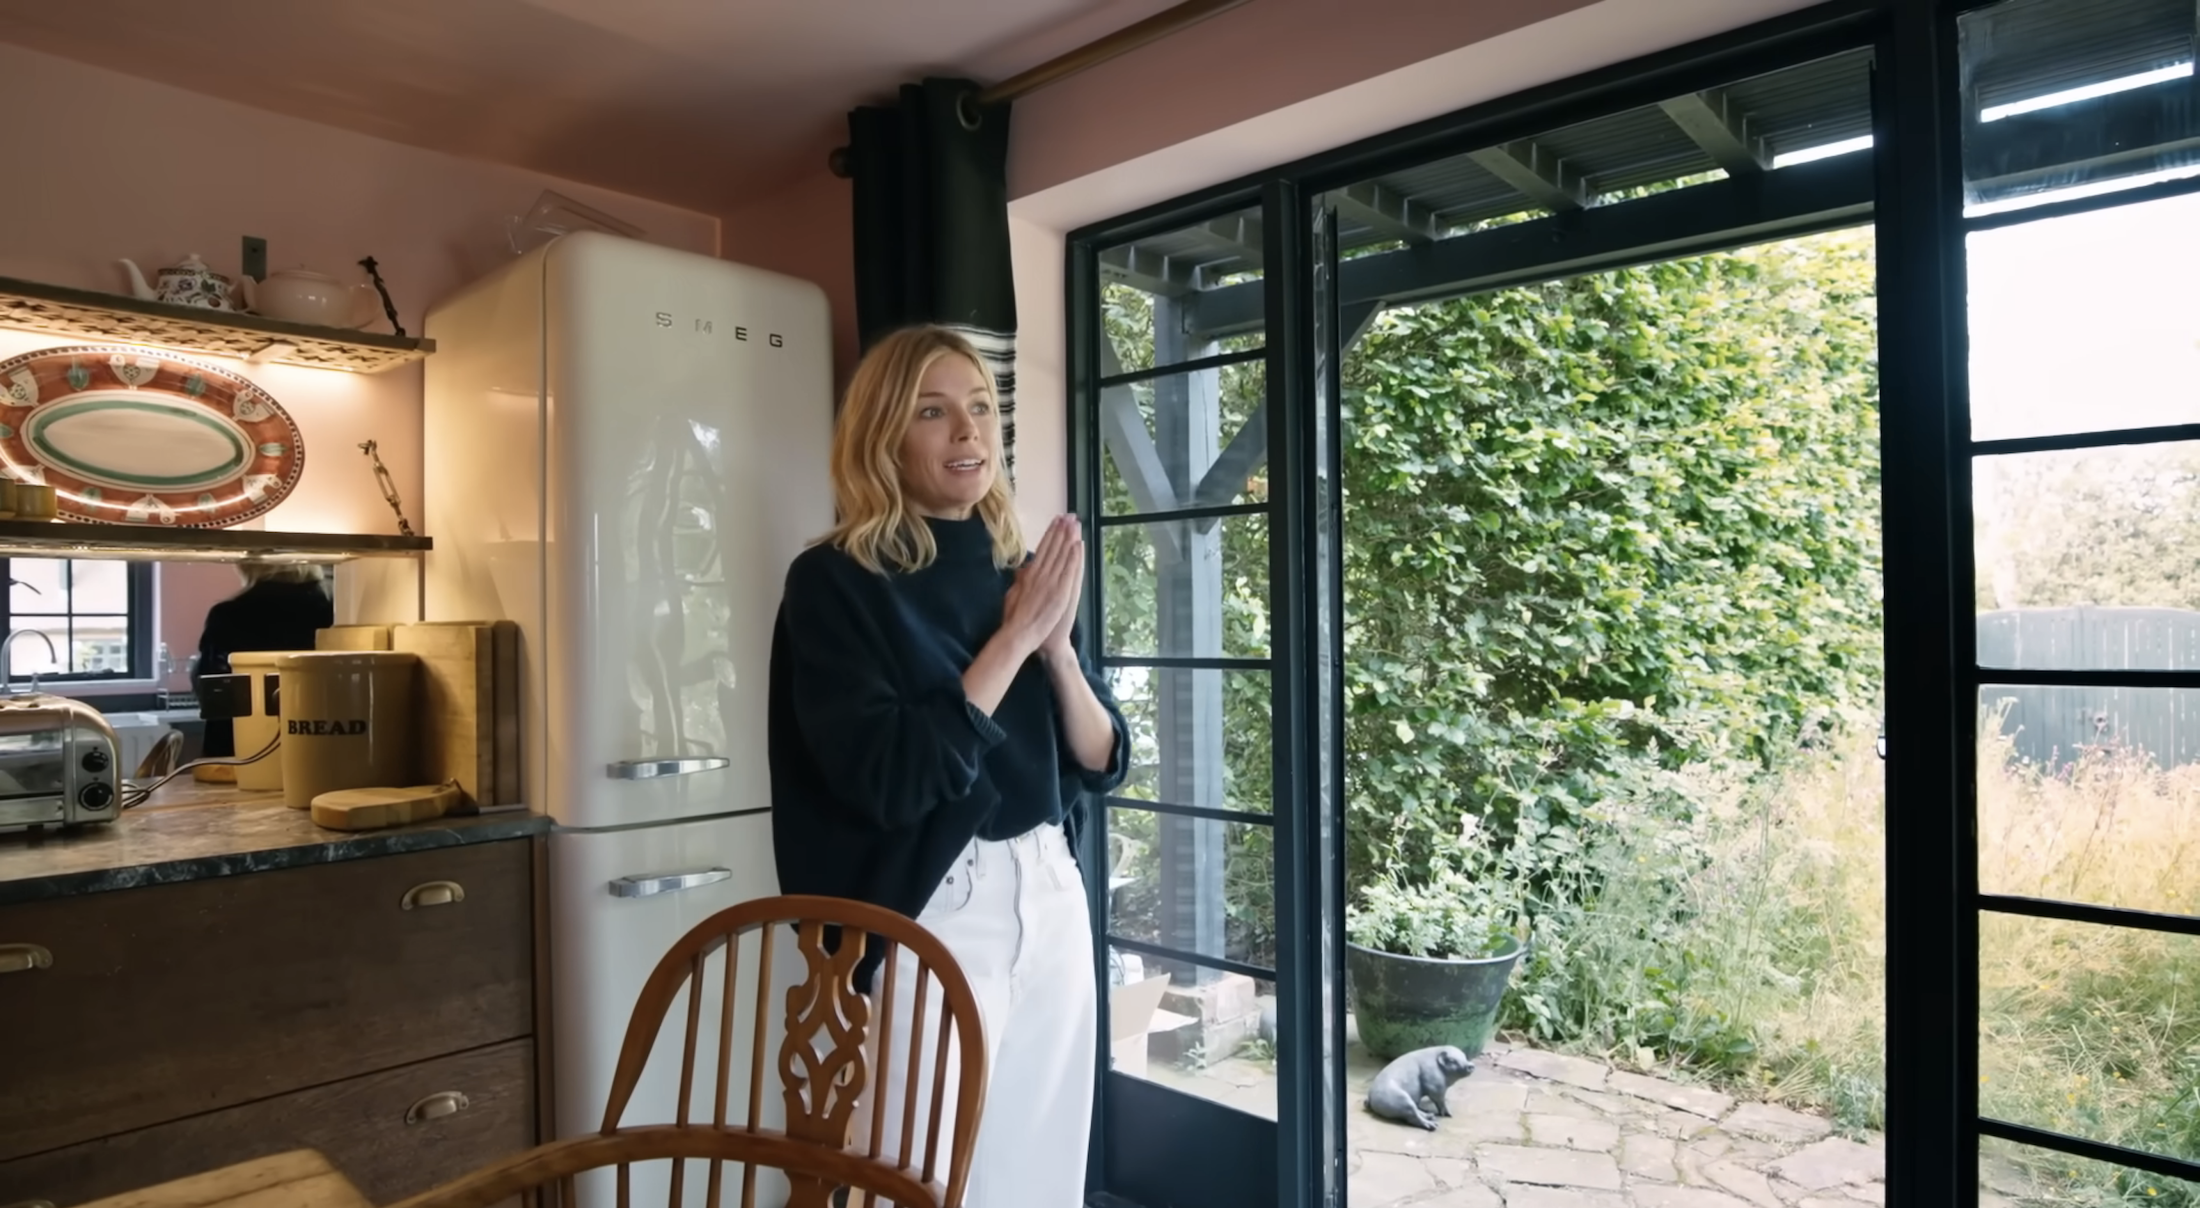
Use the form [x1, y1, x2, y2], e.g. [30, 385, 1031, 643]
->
[0, 520, 429, 563]
[0, 275, 434, 373]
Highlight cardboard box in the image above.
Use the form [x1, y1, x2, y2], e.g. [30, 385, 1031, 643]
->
[1109, 972, 1199, 1078]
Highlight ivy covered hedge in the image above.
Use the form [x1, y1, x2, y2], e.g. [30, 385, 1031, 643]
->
[1341, 231, 1882, 884]
[1098, 228, 1882, 1002]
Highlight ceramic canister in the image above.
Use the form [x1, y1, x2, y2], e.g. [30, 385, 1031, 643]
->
[225, 651, 297, 792]
[14, 484, 55, 520]
[273, 651, 418, 809]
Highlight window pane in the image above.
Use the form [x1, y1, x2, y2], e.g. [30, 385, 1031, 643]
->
[1104, 804, 1280, 1121]
[1983, 1134, 2200, 1206]
[1314, 46, 1874, 308]
[70, 621, 127, 675]
[1979, 683, 2200, 916]
[1974, 444, 2200, 656]
[68, 561, 130, 613]
[1099, 361, 1268, 516]
[1099, 206, 1264, 375]
[1980, 914, 2200, 1168]
[10, 560, 64, 612]
[1968, 193, 2200, 442]
[1106, 806, 1274, 972]
[1101, 515, 1268, 660]
[1108, 666, 1272, 817]
[1960, 0, 2200, 215]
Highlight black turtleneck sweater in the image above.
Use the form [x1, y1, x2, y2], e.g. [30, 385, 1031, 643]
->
[767, 514, 1129, 936]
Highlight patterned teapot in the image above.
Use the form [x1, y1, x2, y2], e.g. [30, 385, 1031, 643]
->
[118, 254, 245, 311]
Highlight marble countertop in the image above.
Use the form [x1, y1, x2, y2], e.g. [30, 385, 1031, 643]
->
[0, 781, 548, 906]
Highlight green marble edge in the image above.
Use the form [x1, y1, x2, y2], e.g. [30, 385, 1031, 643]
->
[0, 808, 548, 906]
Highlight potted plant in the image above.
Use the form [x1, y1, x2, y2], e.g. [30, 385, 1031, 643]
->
[1346, 815, 1530, 1062]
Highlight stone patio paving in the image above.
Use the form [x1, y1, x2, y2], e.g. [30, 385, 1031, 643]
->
[1145, 1030, 1886, 1208]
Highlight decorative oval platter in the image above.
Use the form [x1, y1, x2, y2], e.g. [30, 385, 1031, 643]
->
[0, 344, 305, 527]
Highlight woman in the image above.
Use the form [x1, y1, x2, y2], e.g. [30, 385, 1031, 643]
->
[193, 562, 333, 757]
[768, 325, 1127, 1205]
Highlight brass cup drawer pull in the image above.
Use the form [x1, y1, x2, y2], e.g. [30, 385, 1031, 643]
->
[405, 1090, 471, 1124]
[401, 881, 466, 910]
[0, 943, 52, 974]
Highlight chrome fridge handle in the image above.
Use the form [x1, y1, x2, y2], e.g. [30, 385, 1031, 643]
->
[606, 757, 730, 780]
[608, 867, 733, 899]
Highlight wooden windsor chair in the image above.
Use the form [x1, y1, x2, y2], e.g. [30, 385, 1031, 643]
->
[385, 895, 989, 1208]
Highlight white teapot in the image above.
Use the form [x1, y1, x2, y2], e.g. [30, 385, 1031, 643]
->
[119, 254, 245, 310]
[244, 268, 374, 328]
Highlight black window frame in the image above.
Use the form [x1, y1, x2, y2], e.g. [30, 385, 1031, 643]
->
[0, 558, 157, 684]
[1059, 0, 2175, 1204]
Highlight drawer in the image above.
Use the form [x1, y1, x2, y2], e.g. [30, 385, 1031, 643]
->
[0, 1037, 536, 1208]
[0, 840, 533, 1162]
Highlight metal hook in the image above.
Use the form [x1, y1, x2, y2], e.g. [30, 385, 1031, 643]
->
[956, 89, 983, 132]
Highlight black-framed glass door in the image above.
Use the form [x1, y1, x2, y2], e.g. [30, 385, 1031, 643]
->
[1949, 0, 2200, 1198]
[1066, 0, 2200, 1203]
[1070, 10, 1901, 1206]
[1071, 195, 1302, 1208]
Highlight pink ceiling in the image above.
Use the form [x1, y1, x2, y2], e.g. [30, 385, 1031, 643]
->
[0, 0, 1185, 214]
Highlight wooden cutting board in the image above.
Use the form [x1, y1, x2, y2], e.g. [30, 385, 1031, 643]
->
[414, 619, 520, 806]
[315, 625, 391, 651]
[310, 783, 462, 831]
[390, 623, 495, 808]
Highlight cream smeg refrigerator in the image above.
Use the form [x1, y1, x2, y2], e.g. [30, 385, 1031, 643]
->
[423, 231, 829, 1207]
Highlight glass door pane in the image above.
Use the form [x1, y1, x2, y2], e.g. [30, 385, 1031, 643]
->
[1961, 0, 2200, 1197]
[1089, 203, 1286, 1208]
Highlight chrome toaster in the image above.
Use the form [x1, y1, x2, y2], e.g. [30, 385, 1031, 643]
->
[0, 694, 122, 833]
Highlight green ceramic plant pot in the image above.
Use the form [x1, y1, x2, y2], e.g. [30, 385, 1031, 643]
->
[1347, 934, 1526, 1061]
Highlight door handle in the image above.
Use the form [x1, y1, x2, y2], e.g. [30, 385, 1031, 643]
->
[0, 943, 52, 974]
[401, 881, 466, 910]
[404, 1091, 471, 1124]
[609, 867, 732, 899]
[607, 757, 730, 780]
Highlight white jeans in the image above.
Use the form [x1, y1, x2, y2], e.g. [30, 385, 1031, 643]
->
[858, 823, 1097, 1207]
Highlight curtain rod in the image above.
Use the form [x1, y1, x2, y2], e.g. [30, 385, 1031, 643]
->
[827, 0, 1253, 178]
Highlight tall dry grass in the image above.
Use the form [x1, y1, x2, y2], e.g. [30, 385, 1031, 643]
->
[1636, 703, 2200, 1203]
[1973, 702, 2200, 1205]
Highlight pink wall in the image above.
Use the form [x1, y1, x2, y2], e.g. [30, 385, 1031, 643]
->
[0, 40, 717, 543]
[713, 0, 1600, 398]
[720, 172, 857, 398]
[1004, 0, 1596, 201]
[713, 0, 1820, 539]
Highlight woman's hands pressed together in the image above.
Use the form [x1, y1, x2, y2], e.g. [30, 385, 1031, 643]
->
[961, 514, 1080, 716]
[1024, 517, 1117, 774]
[1003, 514, 1084, 662]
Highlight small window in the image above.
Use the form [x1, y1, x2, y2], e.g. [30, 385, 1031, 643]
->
[2, 559, 155, 683]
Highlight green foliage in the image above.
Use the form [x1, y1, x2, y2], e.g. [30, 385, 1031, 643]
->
[1340, 231, 1883, 883]
[1093, 228, 1884, 1082]
[1347, 814, 1527, 960]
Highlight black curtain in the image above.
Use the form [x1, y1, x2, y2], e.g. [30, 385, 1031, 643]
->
[847, 78, 1019, 476]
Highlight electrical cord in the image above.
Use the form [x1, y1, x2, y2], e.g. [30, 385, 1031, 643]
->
[120, 732, 281, 811]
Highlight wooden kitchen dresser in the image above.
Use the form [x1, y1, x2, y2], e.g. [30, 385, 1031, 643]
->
[0, 836, 547, 1208]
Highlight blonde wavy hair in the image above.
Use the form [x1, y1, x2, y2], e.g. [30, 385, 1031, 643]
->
[818, 325, 1024, 574]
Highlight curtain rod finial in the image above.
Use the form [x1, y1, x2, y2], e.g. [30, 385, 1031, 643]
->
[828, 147, 852, 178]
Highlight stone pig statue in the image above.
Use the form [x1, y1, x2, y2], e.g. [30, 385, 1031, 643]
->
[1364, 1045, 1474, 1130]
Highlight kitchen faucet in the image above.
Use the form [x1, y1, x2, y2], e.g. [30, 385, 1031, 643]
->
[0, 628, 59, 696]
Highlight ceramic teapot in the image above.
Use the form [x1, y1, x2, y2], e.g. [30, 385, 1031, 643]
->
[118, 254, 244, 311]
[245, 268, 374, 328]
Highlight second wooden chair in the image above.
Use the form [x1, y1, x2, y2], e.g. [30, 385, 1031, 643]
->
[390, 894, 989, 1208]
